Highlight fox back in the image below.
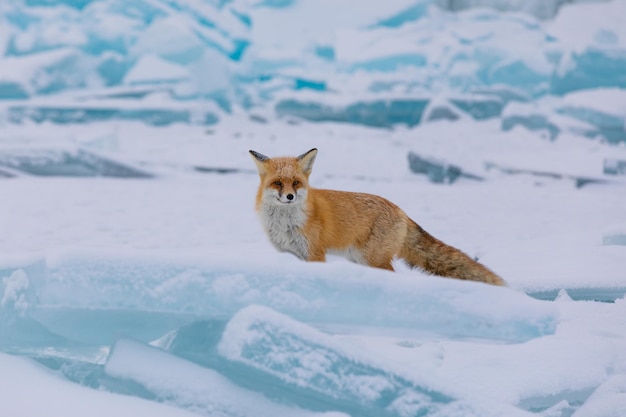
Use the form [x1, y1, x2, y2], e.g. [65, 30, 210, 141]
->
[249, 148, 505, 286]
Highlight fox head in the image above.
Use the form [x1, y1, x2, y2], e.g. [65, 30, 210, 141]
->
[249, 148, 317, 205]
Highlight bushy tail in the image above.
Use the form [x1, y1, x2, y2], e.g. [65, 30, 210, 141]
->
[400, 220, 506, 286]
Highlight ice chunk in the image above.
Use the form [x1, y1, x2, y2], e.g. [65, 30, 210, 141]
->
[0, 352, 202, 417]
[215, 305, 534, 417]
[0, 314, 73, 351]
[4, 0, 250, 60]
[372, 1, 431, 28]
[434, 0, 566, 20]
[0, 167, 18, 178]
[1, 261, 46, 317]
[408, 152, 462, 183]
[275, 98, 428, 127]
[160, 318, 439, 416]
[572, 375, 626, 417]
[123, 55, 191, 86]
[0, 48, 97, 97]
[487, 58, 550, 93]
[552, 49, 626, 96]
[423, 103, 462, 122]
[1, 269, 30, 314]
[501, 93, 626, 143]
[218, 305, 452, 416]
[407, 152, 484, 184]
[35, 252, 557, 342]
[105, 338, 343, 417]
[484, 161, 610, 189]
[501, 101, 561, 140]
[161, 316, 472, 416]
[604, 159, 626, 176]
[129, 15, 207, 64]
[254, 0, 298, 8]
[0, 81, 30, 100]
[549, 1, 626, 95]
[502, 113, 560, 140]
[1, 0, 250, 101]
[449, 96, 504, 121]
[334, 6, 551, 95]
[603, 223, 626, 247]
[549, 1, 626, 54]
[527, 288, 626, 304]
[349, 54, 427, 73]
[0, 148, 152, 178]
[32, 355, 105, 389]
[0, 264, 78, 350]
[555, 88, 626, 144]
[5, 103, 220, 126]
[22, 0, 98, 9]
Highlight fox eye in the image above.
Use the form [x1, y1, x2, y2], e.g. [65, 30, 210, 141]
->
[293, 181, 300, 186]
[272, 181, 282, 187]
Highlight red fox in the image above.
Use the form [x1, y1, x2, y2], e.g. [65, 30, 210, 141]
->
[249, 148, 505, 286]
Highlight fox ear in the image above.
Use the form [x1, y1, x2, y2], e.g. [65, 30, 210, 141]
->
[249, 150, 270, 175]
[297, 148, 318, 176]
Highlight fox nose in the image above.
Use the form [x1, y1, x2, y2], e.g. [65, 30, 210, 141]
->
[286, 193, 294, 201]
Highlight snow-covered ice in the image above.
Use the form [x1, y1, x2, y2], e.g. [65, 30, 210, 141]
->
[105, 338, 346, 417]
[0, 352, 201, 417]
[1, 117, 625, 416]
[1, 1, 626, 416]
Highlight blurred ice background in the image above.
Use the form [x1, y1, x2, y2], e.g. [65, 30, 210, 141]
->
[1, 0, 625, 138]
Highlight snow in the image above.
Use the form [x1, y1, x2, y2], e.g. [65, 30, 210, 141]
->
[561, 88, 626, 119]
[0, 353, 201, 417]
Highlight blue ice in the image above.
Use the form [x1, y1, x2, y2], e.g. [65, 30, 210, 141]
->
[217, 305, 453, 417]
[0, 252, 556, 416]
[0, 148, 152, 178]
[105, 338, 346, 417]
[88, 316, 525, 417]
[6, 104, 220, 126]
[275, 98, 429, 127]
[2, 0, 626, 132]
[1, 252, 557, 349]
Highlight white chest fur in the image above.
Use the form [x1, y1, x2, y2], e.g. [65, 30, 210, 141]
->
[258, 202, 309, 260]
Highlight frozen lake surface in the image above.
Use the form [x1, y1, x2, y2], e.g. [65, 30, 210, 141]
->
[1, 118, 625, 417]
